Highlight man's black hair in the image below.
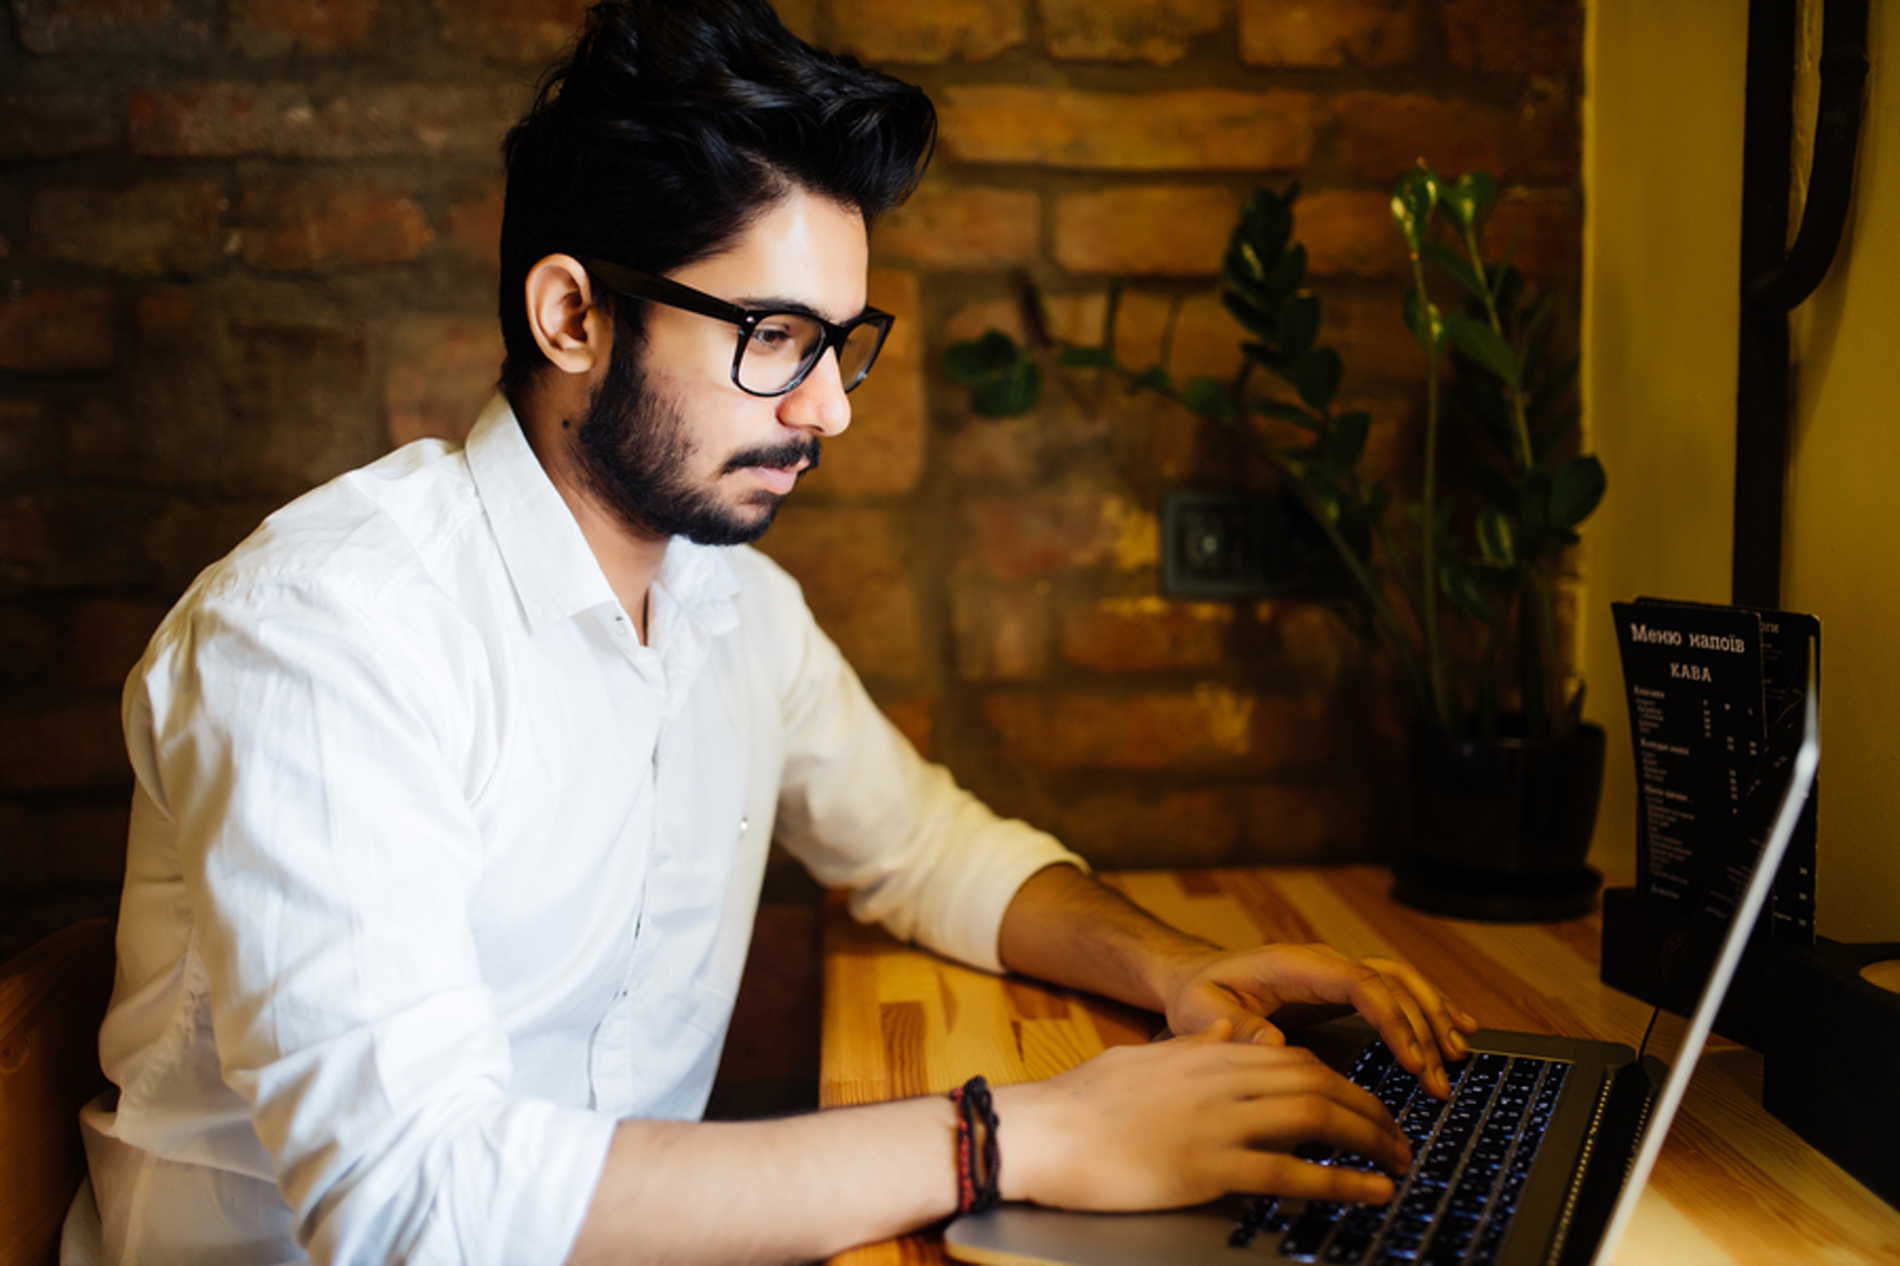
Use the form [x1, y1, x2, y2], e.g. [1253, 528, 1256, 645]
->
[497, 0, 936, 403]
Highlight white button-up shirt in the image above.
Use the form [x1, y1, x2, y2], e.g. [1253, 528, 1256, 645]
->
[77, 397, 1082, 1266]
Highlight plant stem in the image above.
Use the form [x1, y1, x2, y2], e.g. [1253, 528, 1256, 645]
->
[1407, 258, 1454, 733]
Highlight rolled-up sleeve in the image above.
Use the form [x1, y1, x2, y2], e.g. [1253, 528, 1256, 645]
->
[759, 564, 1087, 973]
[137, 577, 615, 1266]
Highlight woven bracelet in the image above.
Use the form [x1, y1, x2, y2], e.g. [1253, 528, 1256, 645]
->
[948, 1075, 1001, 1215]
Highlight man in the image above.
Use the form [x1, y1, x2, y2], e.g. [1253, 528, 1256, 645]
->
[70, 3, 1479, 1263]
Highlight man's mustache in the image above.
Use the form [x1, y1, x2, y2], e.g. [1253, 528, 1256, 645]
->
[722, 438, 822, 475]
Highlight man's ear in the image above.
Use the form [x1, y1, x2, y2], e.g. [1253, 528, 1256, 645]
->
[524, 254, 611, 376]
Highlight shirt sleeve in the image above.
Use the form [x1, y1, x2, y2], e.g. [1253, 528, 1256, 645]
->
[756, 562, 1088, 973]
[133, 575, 615, 1266]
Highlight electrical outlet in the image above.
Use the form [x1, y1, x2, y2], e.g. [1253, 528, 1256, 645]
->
[1160, 490, 1342, 600]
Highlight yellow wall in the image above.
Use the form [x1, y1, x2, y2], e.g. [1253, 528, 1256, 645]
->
[1583, 1, 1899, 941]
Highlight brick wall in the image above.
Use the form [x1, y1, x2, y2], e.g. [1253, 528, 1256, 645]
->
[0, 0, 1582, 956]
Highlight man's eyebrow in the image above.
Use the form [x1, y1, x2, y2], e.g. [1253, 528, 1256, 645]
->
[739, 295, 868, 325]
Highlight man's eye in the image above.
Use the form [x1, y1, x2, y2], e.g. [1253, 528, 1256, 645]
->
[749, 322, 801, 353]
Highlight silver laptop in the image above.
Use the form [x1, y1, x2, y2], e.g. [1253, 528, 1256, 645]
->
[947, 657, 1820, 1266]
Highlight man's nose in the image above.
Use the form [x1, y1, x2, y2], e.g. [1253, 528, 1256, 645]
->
[778, 348, 852, 438]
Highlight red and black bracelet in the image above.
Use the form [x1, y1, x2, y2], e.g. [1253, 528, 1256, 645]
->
[948, 1075, 1001, 1215]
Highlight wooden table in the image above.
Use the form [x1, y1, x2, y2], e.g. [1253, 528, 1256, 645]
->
[819, 866, 1900, 1266]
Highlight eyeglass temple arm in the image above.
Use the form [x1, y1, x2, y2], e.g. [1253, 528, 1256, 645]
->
[582, 259, 751, 327]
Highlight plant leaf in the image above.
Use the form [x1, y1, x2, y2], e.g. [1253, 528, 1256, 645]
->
[1549, 455, 1607, 530]
[1330, 409, 1370, 466]
[1222, 291, 1278, 342]
[1276, 293, 1321, 357]
[970, 358, 1041, 417]
[1181, 375, 1235, 422]
[1472, 463, 1518, 512]
[1445, 311, 1520, 389]
[1421, 242, 1488, 302]
[1444, 170, 1499, 234]
[945, 330, 1021, 384]
[1267, 242, 1307, 300]
[1478, 505, 1517, 567]
[1055, 346, 1119, 370]
[1294, 347, 1343, 411]
[1251, 397, 1322, 430]
[1127, 365, 1174, 396]
[1390, 163, 1442, 254]
[1403, 287, 1443, 354]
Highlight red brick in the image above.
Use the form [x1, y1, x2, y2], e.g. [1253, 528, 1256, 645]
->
[872, 185, 1039, 270]
[0, 609, 55, 683]
[435, 0, 585, 63]
[1055, 186, 1241, 277]
[68, 331, 226, 487]
[1334, 92, 1579, 186]
[385, 318, 504, 448]
[66, 598, 168, 688]
[235, 178, 434, 270]
[1108, 289, 1253, 382]
[940, 86, 1316, 171]
[0, 803, 49, 890]
[1061, 596, 1233, 672]
[144, 498, 275, 591]
[870, 692, 935, 759]
[0, 88, 115, 157]
[1484, 190, 1581, 280]
[447, 178, 505, 266]
[948, 396, 1114, 486]
[755, 506, 922, 681]
[1239, 782, 1378, 862]
[1062, 789, 1239, 867]
[0, 498, 59, 586]
[223, 321, 380, 496]
[982, 686, 1326, 770]
[831, 0, 1024, 63]
[1041, 0, 1222, 65]
[1296, 188, 1409, 278]
[1, 401, 50, 476]
[230, 0, 375, 56]
[31, 180, 226, 276]
[129, 83, 524, 158]
[49, 805, 133, 884]
[1239, 0, 1418, 67]
[0, 290, 114, 374]
[0, 701, 129, 792]
[1443, 0, 1582, 78]
[818, 269, 923, 495]
[952, 577, 1051, 682]
[961, 493, 1155, 581]
[12, 0, 208, 54]
[137, 286, 198, 344]
[1318, 290, 1428, 385]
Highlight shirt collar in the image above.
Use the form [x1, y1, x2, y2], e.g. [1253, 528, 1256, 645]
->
[464, 394, 741, 639]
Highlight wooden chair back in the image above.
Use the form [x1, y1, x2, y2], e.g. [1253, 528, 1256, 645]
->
[0, 919, 115, 1266]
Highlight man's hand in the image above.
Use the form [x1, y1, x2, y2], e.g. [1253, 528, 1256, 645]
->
[1161, 944, 1481, 1099]
[996, 1019, 1412, 1212]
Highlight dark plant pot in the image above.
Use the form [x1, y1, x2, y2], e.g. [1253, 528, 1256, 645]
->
[1393, 719, 1607, 922]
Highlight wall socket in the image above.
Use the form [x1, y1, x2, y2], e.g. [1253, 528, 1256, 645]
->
[1160, 490, 1341, 600]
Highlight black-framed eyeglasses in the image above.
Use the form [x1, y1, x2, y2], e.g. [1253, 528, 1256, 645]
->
[583, 258, 894, 398]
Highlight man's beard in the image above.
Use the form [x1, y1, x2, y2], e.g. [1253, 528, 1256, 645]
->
[573, 330, 820, 547]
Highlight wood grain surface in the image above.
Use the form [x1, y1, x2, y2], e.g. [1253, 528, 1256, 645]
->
[819, 867, 1900, 1266]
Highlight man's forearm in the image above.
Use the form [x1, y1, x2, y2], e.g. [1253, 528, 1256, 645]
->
[996, 863, 1221, 1015]
[568, 1095, 960, 1266]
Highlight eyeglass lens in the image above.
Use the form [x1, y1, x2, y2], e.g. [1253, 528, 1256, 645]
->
[737, 315, 882, 395]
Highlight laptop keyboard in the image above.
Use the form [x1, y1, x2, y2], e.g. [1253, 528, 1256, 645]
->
[1229, 1041, 1569, 1264]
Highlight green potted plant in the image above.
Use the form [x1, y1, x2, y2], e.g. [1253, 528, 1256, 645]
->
[948, 163, 1608, 918]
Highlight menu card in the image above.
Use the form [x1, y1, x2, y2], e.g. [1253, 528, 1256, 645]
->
[1612, 599, 1817, 944]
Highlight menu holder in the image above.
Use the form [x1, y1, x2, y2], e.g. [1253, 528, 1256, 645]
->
[1599, 599, 1820, 1050]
